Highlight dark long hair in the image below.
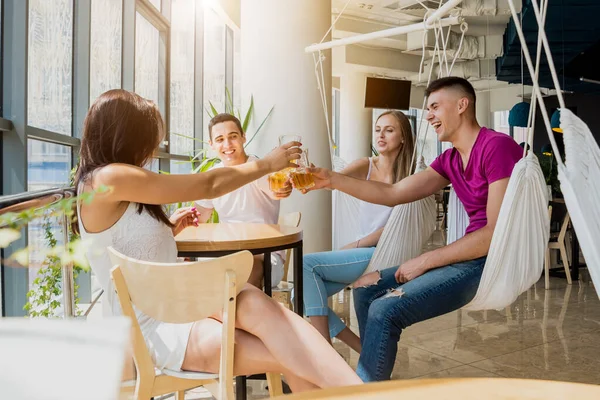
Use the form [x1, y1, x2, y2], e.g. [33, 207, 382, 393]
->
[73, 89, 172, 233]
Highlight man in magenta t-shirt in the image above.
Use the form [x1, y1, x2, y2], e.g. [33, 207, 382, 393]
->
[304, 77, 523, 381]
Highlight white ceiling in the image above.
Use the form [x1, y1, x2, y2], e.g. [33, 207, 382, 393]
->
[330, 0, 520, 88]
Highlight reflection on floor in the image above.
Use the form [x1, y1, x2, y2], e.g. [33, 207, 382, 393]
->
[178, 231, 600, 399]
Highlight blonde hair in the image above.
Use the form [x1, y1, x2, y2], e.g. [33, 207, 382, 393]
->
[375, 110, 415, 183]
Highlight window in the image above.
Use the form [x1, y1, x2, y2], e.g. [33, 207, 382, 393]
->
[493, 110, 510, 135]
[27, 140, 72, 192]
[203, 7, 226, 142]
[147, 158, 160, 173]
[135, 12, 160, 105]
[169, 0, 195, 156]
[27, 140, 72, 300]
[170, 160, 193, 175]
[89, 0, 122, 103]
[27, 0, 73, 136]
[409, 108, 438, 165]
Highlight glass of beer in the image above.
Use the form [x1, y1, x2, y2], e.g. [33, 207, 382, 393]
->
[290, 149, 315, 190]
[269, 167, 294, 192]
[279, 135, 302, 147]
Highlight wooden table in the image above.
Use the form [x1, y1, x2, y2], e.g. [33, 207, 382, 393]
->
[273, 377, 600, 399]
[175, 223, 304, 400]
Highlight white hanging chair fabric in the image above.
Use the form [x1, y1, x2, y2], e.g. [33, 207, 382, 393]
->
[504, 0, 600, 300]
[446, 186, 469, 245]
[463, 153, 549, 310]
[332, 155, 361, 250]
[363, 158, 437, 274]
[559, 109, 600, 298]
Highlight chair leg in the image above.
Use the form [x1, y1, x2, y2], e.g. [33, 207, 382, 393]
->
[133, 377, 153, 400]
[560, 244, 573, 285]
[175, 390, 186, 400]
[266, 373, 283, 397]
[544, 247, 551, 290]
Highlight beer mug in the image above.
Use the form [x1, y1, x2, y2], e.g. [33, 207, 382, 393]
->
[290, 149, 315, 190]
[279, 135, 302, 147]
[268, 167, 294, 192]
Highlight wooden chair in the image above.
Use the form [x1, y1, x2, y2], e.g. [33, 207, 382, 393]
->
[272, 212, 302, 310]
[544, 209, 572, 289]
[0, 317, 130, 400]
[108, 247, 283, 400]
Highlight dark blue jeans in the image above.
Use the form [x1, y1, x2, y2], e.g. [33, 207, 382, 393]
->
[353, 257, 486, 382]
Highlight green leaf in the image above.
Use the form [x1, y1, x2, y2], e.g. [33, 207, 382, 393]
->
[245, 106, 274, 148]
[208, 101, 219, 118]
[225, 87, 234, 114]
[242, 96, 254, 133]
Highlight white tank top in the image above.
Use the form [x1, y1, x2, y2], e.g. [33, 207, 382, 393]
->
[77, 191, 192, 370]
[357, 158, 393, 242]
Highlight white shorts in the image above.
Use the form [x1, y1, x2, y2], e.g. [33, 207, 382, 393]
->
[269, 253, 285, 288]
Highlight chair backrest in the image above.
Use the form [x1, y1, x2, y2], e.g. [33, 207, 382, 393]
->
[278, 212, 302, 280]
[0, 317, 130, 400]
[108, 247, 253, 324]
[109, 248, 253, 385]
[558, 212, 570, 241]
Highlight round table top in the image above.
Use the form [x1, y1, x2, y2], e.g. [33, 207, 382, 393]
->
[175, 223, 303, 253]
[274, 377, 600, 400]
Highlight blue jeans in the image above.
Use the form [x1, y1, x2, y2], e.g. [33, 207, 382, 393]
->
[303, 247, 376, 338]
[353, 256, 486, 382]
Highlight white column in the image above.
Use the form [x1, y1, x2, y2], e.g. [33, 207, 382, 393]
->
[339, 71, 372, 163]
[241, 0, 333, 253]
[476, 90, 491, 129]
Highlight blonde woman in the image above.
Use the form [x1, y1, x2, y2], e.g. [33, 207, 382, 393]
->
[302, 111, 415, 353]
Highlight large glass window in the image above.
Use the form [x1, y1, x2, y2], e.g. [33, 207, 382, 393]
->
[135, 13, 159, 104]
[203, 7, 226, 141]
[89, 0, 122, 103]
[27, 140, 72, 303]
[410, 108, 439, 166]
[170, 160, 193, 175]
[27, 140, 72, 191]
[27, 0, 73, 136]
[169, 0, 195, 156]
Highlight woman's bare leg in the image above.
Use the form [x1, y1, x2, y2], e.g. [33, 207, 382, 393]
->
[182, 318, 318, 393]
[234, 285, 362, 387]
[336, 327, 362, 354]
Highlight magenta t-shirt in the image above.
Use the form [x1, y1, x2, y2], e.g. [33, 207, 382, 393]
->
[430, 127, 523, 234]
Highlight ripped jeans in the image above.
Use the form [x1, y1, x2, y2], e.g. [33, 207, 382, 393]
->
[353, 257, 486, 382]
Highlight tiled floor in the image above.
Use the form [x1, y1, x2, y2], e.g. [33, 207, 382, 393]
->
[169, 230, 600, 399]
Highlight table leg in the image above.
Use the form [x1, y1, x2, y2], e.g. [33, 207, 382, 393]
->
[293, 242, 303, 316]
[264, 251, 272, 297]
[571, 230, 580, 281]
[235, 376, 247, 400]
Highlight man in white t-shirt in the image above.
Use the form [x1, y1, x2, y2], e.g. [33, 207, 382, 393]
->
[195, 113, 291, 288]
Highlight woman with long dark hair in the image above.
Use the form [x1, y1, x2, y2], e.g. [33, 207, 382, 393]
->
[75, 89, 362, 392]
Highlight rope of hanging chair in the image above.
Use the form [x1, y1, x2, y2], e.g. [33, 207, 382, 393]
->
[507, 0, 565, 167]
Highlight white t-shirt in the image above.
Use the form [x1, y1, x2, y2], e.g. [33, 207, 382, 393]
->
[196, 155, 280, 224]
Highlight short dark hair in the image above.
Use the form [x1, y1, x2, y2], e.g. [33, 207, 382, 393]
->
[208, 113, 244, 140]
[425, 77, 476, 112]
